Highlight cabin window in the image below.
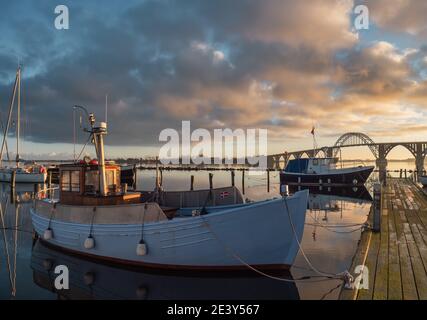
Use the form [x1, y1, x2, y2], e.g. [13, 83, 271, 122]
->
[61, 170, 80, 192]
[61, 171, 71, 191]
[85, 170, 99, 194]
[313, 159, 318, 165]
[106, 169, 117, 191]
[71, 171, 80, 192]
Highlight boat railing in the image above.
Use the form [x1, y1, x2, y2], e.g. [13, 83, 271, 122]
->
[34, 186, 59, 201]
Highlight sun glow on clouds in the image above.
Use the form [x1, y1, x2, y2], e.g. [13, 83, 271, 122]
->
[1, 0, 427, 159]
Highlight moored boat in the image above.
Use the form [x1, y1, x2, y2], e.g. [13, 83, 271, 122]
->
[280, 158, 374, 186]
[0, 166, 47, 183]
[30, 109, 308, 272]
[0, 66, 47, 184]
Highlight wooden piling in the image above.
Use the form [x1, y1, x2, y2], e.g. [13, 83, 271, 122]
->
[209, 173, 213, 189]
[267, 169, 270, 193]
[10, 170, 16, 189]
[133, 164, 137, 190]
[9, 170, 16, 203]
[242, 170, 245, 195]
[231, 170, 235, 187]
[400, 168, 403, 178]
[190, 175, 194, 191]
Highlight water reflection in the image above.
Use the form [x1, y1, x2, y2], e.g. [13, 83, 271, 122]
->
[30, 241, 299, 300]
[290, 185, 372, 299]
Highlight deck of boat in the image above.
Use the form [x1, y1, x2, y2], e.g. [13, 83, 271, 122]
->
[340, 178, 427, 300]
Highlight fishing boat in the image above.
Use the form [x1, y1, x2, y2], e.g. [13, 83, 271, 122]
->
[280, 157, 374, 186]
[30, 108, 308, 271]
[0, 66, 47, 183]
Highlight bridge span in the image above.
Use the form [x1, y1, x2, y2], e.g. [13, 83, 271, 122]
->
[267, 132, 427, 180]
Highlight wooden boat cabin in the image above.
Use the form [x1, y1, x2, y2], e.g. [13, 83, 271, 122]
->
[59, 160, 141, 206]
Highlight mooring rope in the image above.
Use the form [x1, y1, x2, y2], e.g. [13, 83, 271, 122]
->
[282, 196, 351, 281]
[200, 195, 348, 283]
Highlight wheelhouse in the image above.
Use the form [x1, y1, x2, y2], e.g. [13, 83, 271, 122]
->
[59, 161, 141, 205]
[284, 157, 338, 174]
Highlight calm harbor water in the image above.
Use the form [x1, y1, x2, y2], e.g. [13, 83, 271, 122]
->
[0, 161, 418, 300]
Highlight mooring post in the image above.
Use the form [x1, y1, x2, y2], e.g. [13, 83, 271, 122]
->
[209, 173, 213, 189]
[404, 169, 407, 179]
[373, 182, 381, 233]
[10, 170, 16, 204]
[11, 170, 16, 189]
[159, 167, 163, 187]
[267, 169, 270, 193]
[400, 168, 403, 178]
[190, 175, 194, 191]
[133, 164, 137, 190]
[231, 170, 235, 187]
[242, 170, 245, 195]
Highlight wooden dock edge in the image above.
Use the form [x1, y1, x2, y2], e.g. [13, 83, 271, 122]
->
[339, 188, 378, 300]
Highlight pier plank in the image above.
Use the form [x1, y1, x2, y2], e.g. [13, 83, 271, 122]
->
[388, 195, 402, 300]
[373, 197, 389, 300]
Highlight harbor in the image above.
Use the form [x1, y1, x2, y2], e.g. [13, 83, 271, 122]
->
[2, 0, 427, 308]
[1, 168, 372, 299]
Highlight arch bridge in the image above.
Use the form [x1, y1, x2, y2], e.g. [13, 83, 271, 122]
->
[268, 132, 427, 178]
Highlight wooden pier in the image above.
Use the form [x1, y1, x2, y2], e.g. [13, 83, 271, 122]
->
[340, 178, 427, 300]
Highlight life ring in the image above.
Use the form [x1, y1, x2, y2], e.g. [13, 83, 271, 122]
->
[40, 166, 46, 174]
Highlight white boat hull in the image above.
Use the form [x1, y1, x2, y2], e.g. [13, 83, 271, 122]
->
[30, 190, 308, 271]
[0, 170, 47, 183]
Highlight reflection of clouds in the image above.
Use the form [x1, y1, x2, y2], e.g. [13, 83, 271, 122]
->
[292, 200, 370, 300]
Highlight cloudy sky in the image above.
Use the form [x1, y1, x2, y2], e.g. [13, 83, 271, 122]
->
[1, 0, 427, 160]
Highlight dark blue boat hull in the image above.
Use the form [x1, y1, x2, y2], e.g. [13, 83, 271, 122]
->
[280, 166, 374, 186]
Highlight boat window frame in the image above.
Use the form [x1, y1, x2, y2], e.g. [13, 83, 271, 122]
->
[61, 169, 81, 193]
[84, 168, 100, 194]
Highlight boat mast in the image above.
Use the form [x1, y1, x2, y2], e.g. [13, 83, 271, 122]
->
[90, 113, 108, 196]
[16, 66, 21, 168]
[0, 68, 19, 167]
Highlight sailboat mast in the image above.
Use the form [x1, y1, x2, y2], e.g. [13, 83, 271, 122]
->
[16, 66, 20, 167]
[0, 68, 19, 167]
